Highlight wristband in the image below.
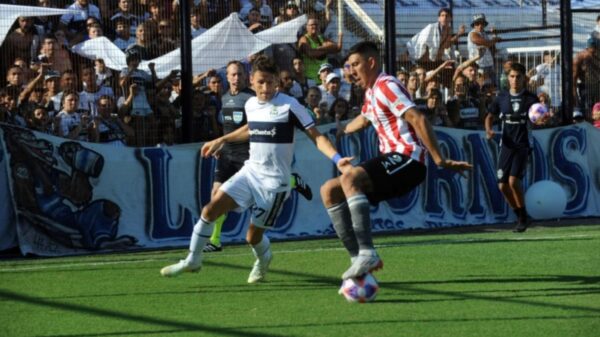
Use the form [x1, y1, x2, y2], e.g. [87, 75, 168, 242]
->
[332, 153, 342, 165]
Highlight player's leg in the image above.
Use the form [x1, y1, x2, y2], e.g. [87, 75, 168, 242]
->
[246, 188, 289, 283]
[497, 147, 523, 225]
[509, 149, 531, 232]
[160, 190, 239, 277]
[321, 177, 359, 260]
[204, 182, 225, 252]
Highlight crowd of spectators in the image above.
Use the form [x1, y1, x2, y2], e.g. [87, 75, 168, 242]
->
[0, 2, 599, 148]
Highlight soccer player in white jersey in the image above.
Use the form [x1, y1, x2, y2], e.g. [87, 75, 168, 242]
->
[320, 41, 472, 281]
[161, 55, 349, 283]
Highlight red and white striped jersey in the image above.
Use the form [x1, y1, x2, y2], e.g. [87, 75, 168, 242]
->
[361, 73, 426, 163]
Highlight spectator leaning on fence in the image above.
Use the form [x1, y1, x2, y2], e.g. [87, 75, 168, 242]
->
[468, 13, 500, 86]
[297, 15, 342, 83]
[573, 38, 600, 118]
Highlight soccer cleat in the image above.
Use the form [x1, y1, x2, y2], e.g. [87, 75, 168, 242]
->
[292, 173, 313, 201]
[247, 251, 272, 284]
[160, 259, 201, 277]
[512, 218, 530, 233]
[342, 251, 383, 280]
[202, 242, 223, 252]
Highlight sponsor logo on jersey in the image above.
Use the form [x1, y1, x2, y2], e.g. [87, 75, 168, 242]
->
[249, 126, 277, 137]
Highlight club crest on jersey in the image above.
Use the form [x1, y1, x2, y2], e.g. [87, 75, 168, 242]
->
[497, 169, 504, 180]
[393, 99, 405, 112]
[512, 102, 520, 112]
[233, 110, 243, 124]
[270, 106, 278, 116]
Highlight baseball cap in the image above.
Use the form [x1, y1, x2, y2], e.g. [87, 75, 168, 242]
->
[285, 0, 298, 8]
[318, 63, 333, 74]
[471, 13, 488, 28]
[325, 72, 340, 84]
[573, 110, 584, 119]
[44, 70, 60, 81]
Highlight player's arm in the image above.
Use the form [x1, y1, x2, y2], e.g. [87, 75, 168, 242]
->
[484, 97, 499, 140]
[403, 107, 472, 173]
[304, 126, 352, 173]
[201, 124, 249, 158]
[337, 114, 370, 138]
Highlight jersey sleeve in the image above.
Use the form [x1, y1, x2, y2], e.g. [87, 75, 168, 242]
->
[378, 79, 415, 118]
[488, 95, 501, 116]
[289, 96, 315, 130]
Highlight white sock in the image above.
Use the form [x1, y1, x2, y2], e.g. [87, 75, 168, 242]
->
[251, 235, 271, 260]
[186, 216, 214, 264]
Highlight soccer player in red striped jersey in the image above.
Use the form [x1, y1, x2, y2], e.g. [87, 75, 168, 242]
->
[320, 41, 472, 281]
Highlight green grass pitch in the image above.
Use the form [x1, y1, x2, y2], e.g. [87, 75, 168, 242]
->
[0, 223, 599, 337]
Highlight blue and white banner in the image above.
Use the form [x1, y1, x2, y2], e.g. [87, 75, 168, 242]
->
[1, 122, 599, 256]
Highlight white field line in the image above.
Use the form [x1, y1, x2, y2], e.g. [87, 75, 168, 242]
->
[0, 233, 597, 273]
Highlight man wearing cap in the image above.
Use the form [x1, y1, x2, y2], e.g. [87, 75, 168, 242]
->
[298, 15, 342, 83]
[468, 13, 500, 86]
[320, 72, 341, 112]
[573, 37, 600, 116]
[316, 62, 333, 94]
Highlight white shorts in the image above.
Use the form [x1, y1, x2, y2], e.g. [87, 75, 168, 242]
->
[220, 165, 290, 228]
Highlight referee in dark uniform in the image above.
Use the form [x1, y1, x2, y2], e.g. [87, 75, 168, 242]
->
[485, 62, 539, 232]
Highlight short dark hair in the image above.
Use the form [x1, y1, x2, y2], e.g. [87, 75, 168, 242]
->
[509, 62, 526, 75]
[346, 41, 379, 61]
[438, 8, 452, 17]
[251, 55, 278, 75]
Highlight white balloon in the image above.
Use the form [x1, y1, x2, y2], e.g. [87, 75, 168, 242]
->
[525, 180, 567, 220]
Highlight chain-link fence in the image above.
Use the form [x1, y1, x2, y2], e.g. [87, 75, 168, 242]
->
[0, 1, 598, 147]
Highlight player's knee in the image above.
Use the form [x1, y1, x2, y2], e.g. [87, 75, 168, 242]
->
[201, 202, 219, 222]
[320, 179, 343, 206]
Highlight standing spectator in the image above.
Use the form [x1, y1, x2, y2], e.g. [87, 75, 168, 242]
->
[190, 9, 207, 38]
[529, 51, 561, 109]
[27, 105, 54, 134]
[42, 70, 60, 113]
[316, 62, 333, 94]
[573, 38, 600, 117]
[305, 86, 324, 122]
[485, 62, 538, 233]
[592, 102, 600, 128]
[89, 95, 133, 145]
[245, 7, 266, 34]
[112, 18, 136, 51]
[152, 84, 179, 145]
[2, 17, 42, 65]
[3, 66, 25, 91]
[59, 0, 102, 43]
[320, 72, 341, 112]
[405, 71, 420, 101]
[406, 8, 465, 64]
[110, 0, 140, 37]
[446, 74, 483, 130]
[591, 15, 600, 46]
[33, 35, 72, 74]
[95, 59, 113, 88]
[297, 16, 342, 83]
[291, 56, 316, 101]
[240, 0, 273, 28]
[79, 66, 115, 116]
[125, 22, 154, 60]
[416, 89, 450, 127]
[56, 90, 90, 141]
[156, 19, 177, 55]
[396, 69, 409, 87]
[468, 14, 500, 86]
[275, 0, 300, 25]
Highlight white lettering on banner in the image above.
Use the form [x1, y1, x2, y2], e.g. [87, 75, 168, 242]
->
[1, 122, 599, 256]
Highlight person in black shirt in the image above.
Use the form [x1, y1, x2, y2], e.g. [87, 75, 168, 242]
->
[485, 62, 538, 232]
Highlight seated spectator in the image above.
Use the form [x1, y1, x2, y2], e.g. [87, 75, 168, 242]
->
[60, 0, 102, 43]
[593, 102, 600, 128]
[297, 15, 342, 83]
[112, 18, 136, 51]
[89, 95, 133, 146]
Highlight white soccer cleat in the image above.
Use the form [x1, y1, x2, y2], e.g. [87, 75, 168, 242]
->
[160, 259, 201, 277]
[341, 251, 383, 280]
[247, 251, 272, 284]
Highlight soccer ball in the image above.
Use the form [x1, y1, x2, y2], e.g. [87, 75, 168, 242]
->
[340, 273, 379, 303]
[528, 103, 549, 124]
[525, 180, 567, 219]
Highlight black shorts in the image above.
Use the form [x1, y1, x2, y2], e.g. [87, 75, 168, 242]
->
[214, 156, 245, 183]
[358, 152, 427, 204]
[497, 146, 529, 183]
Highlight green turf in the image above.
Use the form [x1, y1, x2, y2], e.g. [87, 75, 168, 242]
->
[0, 224, 599, 337]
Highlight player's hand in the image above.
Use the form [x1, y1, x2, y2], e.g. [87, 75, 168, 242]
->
[201, 138, 225, 158]
[485, 128, 495, 140]
[438, 159, 473, 178]
[336, 156, 354, 174]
